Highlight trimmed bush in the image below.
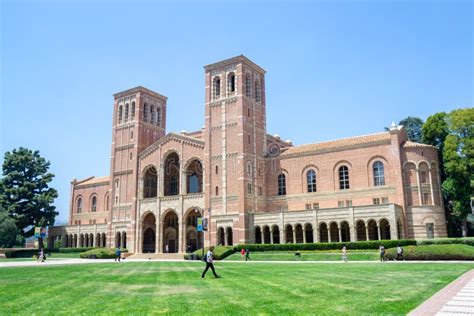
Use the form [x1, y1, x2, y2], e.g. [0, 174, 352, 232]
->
[385, 244, 474, 261]
[5, 247, 98, 258]
[416, 237, 474, 247]
[184, 246, 234, 261]
[233, 239, 416, 252]
[80, 248, 128, 259]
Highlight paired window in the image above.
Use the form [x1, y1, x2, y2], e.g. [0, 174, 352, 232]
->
[306, 170, 317, 193]
[247, 183, 253, 194]
[278, 174, 286, 196]
[373, 161, 385, 186]
[339, 166, 350, 190]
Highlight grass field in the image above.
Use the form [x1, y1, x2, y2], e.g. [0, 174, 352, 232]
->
[1, 261, 473, 315]
[226, 251, 379, 261]
[0, 252, 81, 261]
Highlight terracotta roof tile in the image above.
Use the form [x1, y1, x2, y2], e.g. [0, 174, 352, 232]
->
[77, 176, 110, 186]
[280, 132, 391, 157]
[403, 141, 437, 149]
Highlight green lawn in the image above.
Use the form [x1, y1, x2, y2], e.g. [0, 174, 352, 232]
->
[0, 252, 81, 261]
[226, 250, 379, 261]
[1, 261, 473, 314]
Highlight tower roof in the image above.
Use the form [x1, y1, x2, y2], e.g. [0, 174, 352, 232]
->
[204, 54, 266, 73]
[113, 86, 167, 101]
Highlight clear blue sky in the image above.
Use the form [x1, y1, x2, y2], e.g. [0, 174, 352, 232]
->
[1, 0, 472, 224]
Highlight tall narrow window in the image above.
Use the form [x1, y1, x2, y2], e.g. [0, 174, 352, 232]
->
[215, 186, 219, 196]
[245, 74, 252, 97]
[151, 106, 156, 124]
[156, 107, 161, 126]
[339, 166, 350, 190]
[91, 196, 97, 212]
[213, 77, 221, 98]
[124, 103, 129, 122]
[373, 161, 385, 186]
[144, 103, 149, 122]
[228, 72, 236, 93]
[131, 101, 136, 119]
[307, 170, 317, 193]
[118, 106, 123, 124]
[215, 165, 218, 174]
[278, 174, 286, 196]
[254, 80, 261, 102]
[77, 197, 82, 213]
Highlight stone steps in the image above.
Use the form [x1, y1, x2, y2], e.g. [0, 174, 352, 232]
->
[127, 253, 184, 260]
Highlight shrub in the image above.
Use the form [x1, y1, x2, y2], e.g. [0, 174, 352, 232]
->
[416, 237, 474, 247]
[80, 248, 128, 259]
[385, 244, 474, 261]
[233, 239, 417, 252]
[184, 246, 234, 261]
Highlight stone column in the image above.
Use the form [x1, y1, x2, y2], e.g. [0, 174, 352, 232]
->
[292, 226, 296, 244]
[365, 226, 369, 241]
[280, 229, 285, 244]
[178, 220, 184, 252]
[314, 227, 318, 243]
[350, 225, 355, 242]
[303, 227, 306, 243]
[260, 230, 264, 244]
[428, 168, 435, 205]
[270, 230, 274, 244]
[328, 229, 332, 243]
[377, 225, 381, 240]
[155, 223, 160, 253]
[416, 168, 422, 205]
[338, 227, 342, 243]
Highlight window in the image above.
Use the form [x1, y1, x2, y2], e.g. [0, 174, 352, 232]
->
[213, 76, 221, 98]
[144, 167, 158, 198]
[373, 198, 380, 205]
[130, 131, 134, 140]
[247, 163, 252, 175]
[420, 171, 428, 184]
[248, 135, 251, 144]
[215, 186, 219, 196]
[373, 161, 385, 186]
[338, 200, 345, 207]
[278, 174, 286, 196]
[248, 108, 251, 117]
[157, 108, 161, 126]
[228, 72, 235, 93]
[125, 103, 129, 122]
[258, 186, 262, 196]
[382, 197, 389, 204]
[91, 196, 97, 212]
[313, 203, 319, 210]
[77, 197, 82, 213]
[115, 196, 118, 205]
[144, 103, 148, 122]
[305, 204, 312, 210]
[339, 166, 350, 190]
[426, 223, 434, 239]
[245, 74, 252, 97]
[422, 193, 430, 205]
[247, 183, 253, 194]
[215, 165, 218, 174]
[115, 179, 119, 188]
[254, 80, 261, 102]
[306, 170, 317, 193]
[346, 200, 352, 207]
[105, 194, 109, 211]
[131, 102, 135, 119]
[130, 152, 133, 160]
[150, 106, 156, 124]
[118, 106, 123, 124]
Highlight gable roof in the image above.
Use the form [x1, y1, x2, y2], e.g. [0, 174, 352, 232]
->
[75, 176, 110, 187]
[139, 132, 205, 159]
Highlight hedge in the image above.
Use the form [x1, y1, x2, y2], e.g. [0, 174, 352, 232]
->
[80, 248, 128, 259]
[385, 244, 474, 261]
[233, 239, 417, 252]
[5, 247, 97, 258]
[416, 237, 474, 247]
[184, 246, 234, 261]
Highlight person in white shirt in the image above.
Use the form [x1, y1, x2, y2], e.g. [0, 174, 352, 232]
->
[342, 245, 347, 263]
[201, 246, 220, 278]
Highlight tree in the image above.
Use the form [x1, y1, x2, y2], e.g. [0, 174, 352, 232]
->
[0, 207, 19, 248]
[399, 116, 424, 143]
[0, 147, 58, 239]
[422, 108, 474, 236]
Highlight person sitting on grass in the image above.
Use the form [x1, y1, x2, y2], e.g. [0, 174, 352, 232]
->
[342, 245, 347, 263]
[115, 247, 121, 262]
[396, 245, 404, 260]
[201, 246, 220, 279]
[379, 245, 385, 262]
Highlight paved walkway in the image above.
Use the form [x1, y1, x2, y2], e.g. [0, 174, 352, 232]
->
[409, 269, 474, 316]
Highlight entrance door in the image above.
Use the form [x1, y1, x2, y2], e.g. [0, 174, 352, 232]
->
[143, 228, 156, 253]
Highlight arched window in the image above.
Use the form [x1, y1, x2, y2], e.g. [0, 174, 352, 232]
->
[339, 166, 350, 190]
[245, 74, 252, 97]
[215, 186, 219, 196]
[118, 106, 123, 124]
[91, 196, 97, 212]
[105, 193, 109, 211]
[131, 101, 135, 119]
[164, 153, 180, 196]
[144, 103, 149, 122]
[215, 165, 218, 174]
[278, 174, 286, 196]
[227, 72, 235, 93]
[151, 106, 156, 124]
[156, 107, 161, 126]
[254, 80, 261, 102]
[307, 170, 317, 193]
[144, 167, 158, 198]
[187, 160, 203, 194]
[213, 77, 221, 98]
[124, 103, 129, 122]
[76, 197, 82, 213]
[373, 161, 385, 186]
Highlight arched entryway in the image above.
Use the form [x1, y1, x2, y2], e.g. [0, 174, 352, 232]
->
[304, 223, 314, 243]
[340, 221, 350, 242]
[142, 213, 156, 253]
[263, 226, 271, 244]
[285, 224, 293, 243]
[163, 211, 179, 253]
[329, 222, 339, 242]
[295, 224, 304, 243]
[218, 227, 225, 245]
[356, 220, 367, 241]
[319, 223, 328, 242]
[185, 208, 203, 253]
[379, 219, 391, 240]
[368, 220, 378, 240]
[226, 227, 233, 246]
[272, 225, 280, 244]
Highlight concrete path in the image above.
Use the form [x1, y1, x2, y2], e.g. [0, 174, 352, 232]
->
[409, 269, 474, 316]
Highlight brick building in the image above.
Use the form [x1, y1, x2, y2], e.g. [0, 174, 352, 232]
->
[49, 55, 447, 253]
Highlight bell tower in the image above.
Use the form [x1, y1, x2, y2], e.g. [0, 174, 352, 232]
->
[108, 86, 167, 251]
[203, 55, 267, 244]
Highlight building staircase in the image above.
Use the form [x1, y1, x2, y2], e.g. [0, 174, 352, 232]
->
[127, 253, 184, 260]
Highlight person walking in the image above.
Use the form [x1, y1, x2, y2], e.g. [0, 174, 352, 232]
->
[201, 246, 220, 279]
[245, 248, 251, 261]
[37, 248, 45, 263]
[342, 245, 347, 263]
[241, 248, 245, 261]
[396, 245, 404, 260]
[115, 247, 121, 262]
[379, 245, 385, 262]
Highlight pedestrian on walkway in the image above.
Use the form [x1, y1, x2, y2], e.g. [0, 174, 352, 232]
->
[245, 248, 251, 261]
[379, 245, 385, 262]
[396, 245, 404, 260]
[201, 246, 219, 279]
[342, 245, 347, 263]
[37, 248, 45, 263]
[115, 247, 121, 262]
[241, 248, 245, 261]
